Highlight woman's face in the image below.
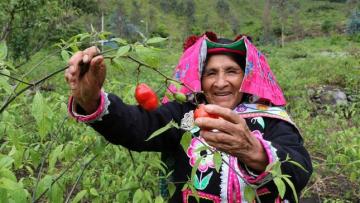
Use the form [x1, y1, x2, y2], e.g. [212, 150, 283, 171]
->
[201, 54, 244, 109]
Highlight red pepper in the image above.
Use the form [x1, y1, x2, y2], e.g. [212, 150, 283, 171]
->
[135, 83, 159, 111]
[194, 104, 219, 119]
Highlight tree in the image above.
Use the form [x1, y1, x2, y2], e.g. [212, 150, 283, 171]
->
[262, 0, 272, 44]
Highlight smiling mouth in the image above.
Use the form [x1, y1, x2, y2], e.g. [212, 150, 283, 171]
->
[214, 92, 232, 96]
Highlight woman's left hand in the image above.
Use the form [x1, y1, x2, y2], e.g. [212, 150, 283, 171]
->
[194, 104, 268, 172]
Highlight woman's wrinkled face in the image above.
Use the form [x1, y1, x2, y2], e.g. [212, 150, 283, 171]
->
[201, 54, 244, 109]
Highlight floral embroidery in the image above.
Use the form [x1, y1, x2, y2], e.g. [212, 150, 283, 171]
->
[251, 117, 265, 129]
[187, 137, 215, 172]
[235, 104, 247, 112]
[180, 110, 195, 131]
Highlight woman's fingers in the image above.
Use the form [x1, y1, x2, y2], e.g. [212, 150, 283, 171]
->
[83, 46, 100, 63]
[195, 117, 235, 135]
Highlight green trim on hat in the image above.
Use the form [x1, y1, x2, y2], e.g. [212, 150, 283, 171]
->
[206, 38, 246, 51]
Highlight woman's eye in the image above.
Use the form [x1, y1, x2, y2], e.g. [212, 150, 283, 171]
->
[204, 72, 215, 76]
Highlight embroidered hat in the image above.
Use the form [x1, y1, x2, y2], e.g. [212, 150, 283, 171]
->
[163, 32, 286, 106]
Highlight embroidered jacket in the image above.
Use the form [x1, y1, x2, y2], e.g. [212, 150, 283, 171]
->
[69, 93, 312, 203]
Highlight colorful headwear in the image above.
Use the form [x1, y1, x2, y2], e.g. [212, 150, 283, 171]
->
[163, 32, 286, 106]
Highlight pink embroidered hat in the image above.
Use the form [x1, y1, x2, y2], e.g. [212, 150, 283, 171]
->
[163, 32, 286, 106]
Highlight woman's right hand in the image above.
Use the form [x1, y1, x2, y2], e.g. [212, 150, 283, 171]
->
[64, 46, 106, 114]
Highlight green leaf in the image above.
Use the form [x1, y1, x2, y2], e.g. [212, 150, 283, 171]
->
[273, 177, 286, 198]
[49, 144, 63, 172]
[146, 120, 178, 141]
[90, 188, 99, 196]
[49, 181, 63, 203]
[31, 92, 51, 139]
[112, 38, 127, 45]
[167, 182, 176, 197]
[154, 196, 164, 203]
[132, 189, 144, 203]
[288, 160, 309, 173]
[268, 160, 281, 176]
[181, 183, 189, 191]
[213, 152, 222, 172]
[0, 177, 22, 190]
[0, 168, 16, 182]
[35, 175, 53, 199]
[0, 188, 7, 203]
[0, 154, 14, 169]
[61, 50, 70, 62]
[282, 176, 298, 203]
[244, 185, 256, 202]
[0, 41, 7, 60]
[180, 131, 192, 152]
[9, 188, 29, 203]
[143, 189, 152, 203]
[71, 189, 87, 203]
[146, 37, 167, 44]
[116, 45, 131, 57]
[0, 69, 12, 94]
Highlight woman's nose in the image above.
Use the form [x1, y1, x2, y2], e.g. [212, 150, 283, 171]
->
[214, 74, 229, 88]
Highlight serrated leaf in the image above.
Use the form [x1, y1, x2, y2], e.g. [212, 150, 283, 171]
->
[132, 188, 143, 203]
[61, 50, 70, 62]
[273, 177, 286, 198]
[116, 45, 131, 57]
[288, 160, 308, 173]
[49, 181, 63, 203]
[0, 168, 16, 181]
[143, 190, 152, 202]
[31, 92, 51, 139]
[89, 188, 99, 196]
[282, 176, 298, 203]
[213, 152, 222, 172]
[49, 144, 63, 172]
[112, 38, 127, 45]
[0, 41, 7, 60]
[180, 131, 192, 152]
[167, 182, 176, 197]
[0, 154, 14, 169]
[154, 196, 164, 203]
[71, 190, 87, 203]
[146, 120, 178, 141]
[146, 37, 167, 44]
[35, 175, 53, 199]
[268, 160, 281, 176]
[244, 185, 256, 202]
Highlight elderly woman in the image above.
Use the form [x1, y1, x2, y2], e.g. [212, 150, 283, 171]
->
[65, 32, 312, 202]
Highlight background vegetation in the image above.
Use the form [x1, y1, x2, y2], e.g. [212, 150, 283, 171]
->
[0, 0, 359, 202]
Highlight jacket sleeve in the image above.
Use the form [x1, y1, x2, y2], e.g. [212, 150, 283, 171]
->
[88, 93, 191, 152]
[262, 117, 313, 200]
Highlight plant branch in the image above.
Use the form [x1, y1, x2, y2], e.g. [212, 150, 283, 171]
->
[0, 72, 34, 85]
[126, 55, 196, 93]
[33, 143, 95, 202]
[64, 153, 101, 203]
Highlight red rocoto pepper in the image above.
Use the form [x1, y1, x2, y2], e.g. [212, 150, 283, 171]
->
[194, 104, 219, 119]
[135, 83, 159, 111]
